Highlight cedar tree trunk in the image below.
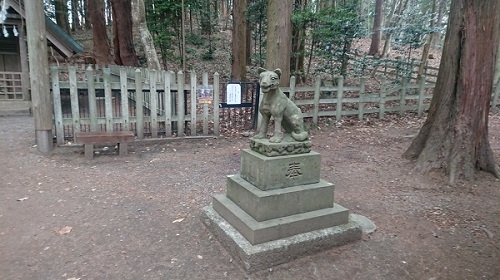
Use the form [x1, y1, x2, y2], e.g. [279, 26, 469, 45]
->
[132, 0, 161, 70]
[265, 0, 292, 86]
[368, 0, 383, 56]
[111, 0, 139, 66]
[88, 0, 113, 65]
[231, 0, 247, 81]
[403, 0, 500, 184]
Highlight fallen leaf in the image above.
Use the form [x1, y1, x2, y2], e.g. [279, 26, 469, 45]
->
[172, 218, 184, 223]
[58, 226, 73, 235]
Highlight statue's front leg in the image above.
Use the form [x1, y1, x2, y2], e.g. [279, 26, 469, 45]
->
[253, 114, 270, 139]
[270, 115, 283, 143]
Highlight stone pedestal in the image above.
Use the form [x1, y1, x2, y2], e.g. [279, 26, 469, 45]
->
[201, 138, 362, 272]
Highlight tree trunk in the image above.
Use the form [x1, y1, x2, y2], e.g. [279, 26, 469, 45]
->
[416, 0, 436, 82]
[265, 0, 293, 86]
[83, 0, 91, 30]
[111, 0, 139, 66]
[71, 0, 80, 31]
[430, 0, 448, 48]
[55, 0, 70, 33]
[368, 0, 383, 56]
[403, 0, 500, 184]
[291, 0, 307, 83]
[231, 0, 247, 81]
[88, 0, 113, 65]
[132, 0, 161, 70]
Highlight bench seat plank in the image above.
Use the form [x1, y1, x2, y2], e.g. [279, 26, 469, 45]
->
[74, 131, 135, 159]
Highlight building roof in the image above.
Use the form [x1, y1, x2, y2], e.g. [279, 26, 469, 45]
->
[4, 0, 84, 58]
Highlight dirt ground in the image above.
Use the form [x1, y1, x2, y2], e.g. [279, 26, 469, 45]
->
[1, 114, 499, 280]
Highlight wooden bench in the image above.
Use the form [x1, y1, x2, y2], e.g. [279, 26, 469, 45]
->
[74, 131, 135, 159]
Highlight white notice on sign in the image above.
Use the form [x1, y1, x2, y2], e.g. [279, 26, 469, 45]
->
[226, 84, 241, 105]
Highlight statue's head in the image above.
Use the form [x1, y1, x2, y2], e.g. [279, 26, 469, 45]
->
[258, 68, 282, 93]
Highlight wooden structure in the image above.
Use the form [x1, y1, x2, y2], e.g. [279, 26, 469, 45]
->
[49, 64, 500, 144]
[74, 131, 135, 159]
[0, 0, 83, 115]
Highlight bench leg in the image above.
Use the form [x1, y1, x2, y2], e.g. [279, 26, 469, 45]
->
[118, 142, 128, 156]
[84, 144, 94, 159]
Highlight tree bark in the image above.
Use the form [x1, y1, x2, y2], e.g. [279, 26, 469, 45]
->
[54, 0, 70, 33]
[231, 0, 247, 81]
[265, 0, 293, 86]
[403, 0, 500, 184]
[368, 0, 383, 56]
[88, 0, 112, 65]
[111, 0, 139, 66]
[416, 0, 436, 82]
[71, 0, 80, 31]
[132, 0, 161, 70]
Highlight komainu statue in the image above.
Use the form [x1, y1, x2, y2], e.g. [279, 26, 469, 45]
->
[253, 67, 308, 143]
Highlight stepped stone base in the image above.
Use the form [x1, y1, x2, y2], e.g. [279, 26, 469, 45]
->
[213, 194, 349, 245]
[201, 205, 362, 273]
[226, 174, 335, 222]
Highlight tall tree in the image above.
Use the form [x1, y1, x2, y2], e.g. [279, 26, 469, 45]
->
[265, 0, 293, 86]
[291, 0, 309, 83]
[368, 0, 383, 56]
[54, 0, 70, 33]
[111, 0, 139, 66]
[231, 0, 247, 81]
[88, 0, 113, 65]
[132, 0, 161, 70]
[71, 0, 80, 31]
[403, 0, 500, 184]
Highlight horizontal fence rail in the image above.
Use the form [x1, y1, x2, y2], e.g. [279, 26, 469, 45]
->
[49, 64, 500, 144]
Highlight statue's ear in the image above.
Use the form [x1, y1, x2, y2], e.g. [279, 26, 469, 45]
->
[258, 67, 266, 74]
[274, 68, 282, 78]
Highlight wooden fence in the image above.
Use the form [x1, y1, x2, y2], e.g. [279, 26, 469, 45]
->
[49, 64, 500, 144]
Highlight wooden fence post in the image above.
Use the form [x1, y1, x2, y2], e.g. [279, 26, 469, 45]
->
[492, 83, 500, 113]
[358, 77, 365, 121]
[177, 71, 185, 135]
[379, 76, 387, 119]
[190, 71, 197, 135]
[150, 70, 158, 137]
[51, 66, 64, 145]
[120, 67, 130, 131]
[400, 78, 407, 117]
[336, 76, 344, 121]
[68, 66, 80, 134]
[213, 72, 220, 136]
[86, 65, 98, 132]
[164, 71, 172, 136]
[313, 75, 321, 124]
[103, 68, 113, 131]
[289, 76, 296, 101]
[135, 69, 144, 139]
[202, 72, 209, 135]
[418, 75, 426, 117]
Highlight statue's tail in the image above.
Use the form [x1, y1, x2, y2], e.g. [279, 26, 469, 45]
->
[292, 131, 308, 142]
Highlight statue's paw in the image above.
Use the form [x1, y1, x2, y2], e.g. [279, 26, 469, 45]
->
[252, 133, 266, 139]
[269, 136, 282, 143]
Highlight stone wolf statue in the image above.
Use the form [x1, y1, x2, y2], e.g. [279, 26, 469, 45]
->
[253, 67, 308, 143]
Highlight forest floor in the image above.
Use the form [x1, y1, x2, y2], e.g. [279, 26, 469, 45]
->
[2, 32, 499, 279]
[0, 113, 499, 280]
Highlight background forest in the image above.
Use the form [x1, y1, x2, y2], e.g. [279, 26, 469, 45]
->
[43, 0, 449, 84]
